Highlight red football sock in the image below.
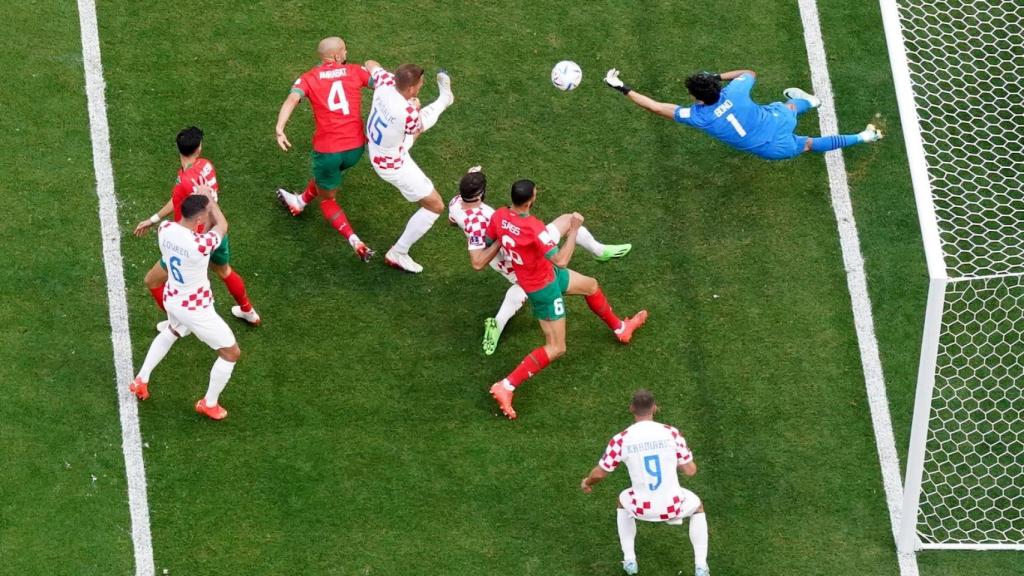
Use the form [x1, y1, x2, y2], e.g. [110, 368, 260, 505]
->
[300, 180, 319, 204]
[586, 289, 622, 331]
[506, 347, 551, 388]
[149, 285, 165, 311]
[320, 198, 355, 240]
[221, 271, 252, 312]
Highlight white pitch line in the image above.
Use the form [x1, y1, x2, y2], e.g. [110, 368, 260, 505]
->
[76, 1, 155, 574]
[796, 1, 919, 575]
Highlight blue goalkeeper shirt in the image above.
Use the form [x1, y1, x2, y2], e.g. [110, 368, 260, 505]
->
[673, 73, 792, 155]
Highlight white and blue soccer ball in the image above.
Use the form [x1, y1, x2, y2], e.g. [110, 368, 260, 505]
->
[551, 60, 582, 91]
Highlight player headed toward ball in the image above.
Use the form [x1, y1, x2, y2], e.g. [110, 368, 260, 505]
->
[133, 126, 260, 327]
[581, 389, 710, 576]
[471, 179, 648, 420]
[130, 192, 241, 421]
[451, 167, 632, 355]
[275, 36, 375, 261]
[363, 59, 454, 273]
[604, 67, 881, 160]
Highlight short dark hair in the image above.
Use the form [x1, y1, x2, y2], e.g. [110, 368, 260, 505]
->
[459, 171, 487, 202]
[685, 73, 722, 104]
[630, 389, 656, 416]
[510, 179, 536, 206]
[395, 64, 424, 91]
[176, 126, 203, 156]
[180, 194, 210, 220]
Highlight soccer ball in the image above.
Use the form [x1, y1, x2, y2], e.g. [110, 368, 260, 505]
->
[551, 61, 582, 91]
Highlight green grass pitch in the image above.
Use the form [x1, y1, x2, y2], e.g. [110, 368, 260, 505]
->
[1, 1, 1021, 575]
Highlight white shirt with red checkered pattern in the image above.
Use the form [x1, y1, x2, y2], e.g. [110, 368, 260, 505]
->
[366, 68, 422, 171]
[448, 196, 517, 283]
[598, 420, 694, 520]
[158, 221, 222, 311]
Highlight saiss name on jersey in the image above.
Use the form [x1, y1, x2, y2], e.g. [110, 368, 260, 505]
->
[158, 221, 222, 311]
[292, 61, 371, 153]
[448, 196, 516, 283]
[673, 73, 780, 153]
[484, 207, 558, 293]
[599, 420, 694, 520]
[172, 158, 218, 224]
[365, 67, 423, 171]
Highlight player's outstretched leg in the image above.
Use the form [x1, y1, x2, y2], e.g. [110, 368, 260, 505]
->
[418, 70, 454, 133]
[131, 327, 180, 400]
[213, 264, 261, 326]
[689, 509, 710, 576]
[804, 124, 883, 154]
[485, 284, 528, 355]
[548, 214, 632, 262]
[566, 271, 648, 343]
[386, 191, 444, 274]
[782, 87, 821, 114]
[144, 262, 168, 311]
[195, 344, 239, 421]
[276, 180, 318, 216]
[617, 506, 639, 575]
[490, 318, 565, 419]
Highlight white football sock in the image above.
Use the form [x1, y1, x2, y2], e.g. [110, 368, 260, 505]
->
[576, 226, 606, 256]
[394, 207, 440, 254]
[495, 284, 528, 334]
[137, 329, 178, 381]
[689, 512, 709, 569]
[419, 96, 450, 133]
[204, 357, 235, 407]
[348, 233, 362, 248]
[295, 193, 308, 209]
[617, 508, 637, 563]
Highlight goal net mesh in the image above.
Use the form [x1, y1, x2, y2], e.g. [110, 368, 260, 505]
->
[896, 0, 1024, 547]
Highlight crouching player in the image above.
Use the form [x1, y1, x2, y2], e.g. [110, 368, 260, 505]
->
[581, 389, 710, 576]
[450, 167, 632, 355]
[471, 179, 647, 419]
[130, 192, 240, 421]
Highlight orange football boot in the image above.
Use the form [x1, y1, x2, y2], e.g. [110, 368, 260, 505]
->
[489, 382, 517, 420]
[616, 310, 649, 344]
[195, 399, 228, 420]
[129, 377, 149, 401]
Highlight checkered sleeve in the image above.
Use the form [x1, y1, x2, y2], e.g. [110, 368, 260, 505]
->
[667, 425, 693, 465]
[193, 231, 222, 256]
[404, 104, 423, 135]
[598, 430, 628, 472]
[372, 68, 395, 88]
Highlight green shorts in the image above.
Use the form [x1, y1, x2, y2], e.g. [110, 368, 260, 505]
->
[526, 267, 570, 321]
[312, 147, 364, 191]
[160, 233, 231, 268]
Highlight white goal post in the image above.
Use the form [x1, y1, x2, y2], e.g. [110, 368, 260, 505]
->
[880, 0, 1024, 552]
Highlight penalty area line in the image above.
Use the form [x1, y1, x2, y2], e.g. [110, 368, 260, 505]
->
[76, 0, 155, 574]
[796, 1, 919, 575]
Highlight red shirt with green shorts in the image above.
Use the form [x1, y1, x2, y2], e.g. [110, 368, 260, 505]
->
[485, 207, 569, 320]
[291, 61, 371, 153]
[166, 158, 231, 266]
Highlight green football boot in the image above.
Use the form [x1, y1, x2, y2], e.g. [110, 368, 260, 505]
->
[595, 243, 632, 262]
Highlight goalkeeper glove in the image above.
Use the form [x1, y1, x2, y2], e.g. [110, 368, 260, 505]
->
[604, 68, 633, 95]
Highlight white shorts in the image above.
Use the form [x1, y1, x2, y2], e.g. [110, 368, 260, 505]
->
[619, 487, 702, 524]
[166, 304, 236, 350]
[373, 155, 434, 202]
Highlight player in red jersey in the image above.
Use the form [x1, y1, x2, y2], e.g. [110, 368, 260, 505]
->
[473, 179, 649, 420]
[274, 36, 375, 261]
[134, 127, 260, 326]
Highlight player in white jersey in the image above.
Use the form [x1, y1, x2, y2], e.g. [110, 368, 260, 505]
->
[362, 60, 454, 273]
[129, 192, 240, 421]
[581, 390, 710, 576]
[451, 167, 632, 354]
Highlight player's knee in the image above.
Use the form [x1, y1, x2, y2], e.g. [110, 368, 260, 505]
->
[321, 188, 337, 200]
[220, 344, 241, 362]
[213, 264, 232, 279]
[546, 342, 566, 359]
[696, 503, 705, 514]
[143, 267, 165, 288]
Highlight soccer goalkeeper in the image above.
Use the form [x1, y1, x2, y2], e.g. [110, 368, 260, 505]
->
[604, 68, 881, 160]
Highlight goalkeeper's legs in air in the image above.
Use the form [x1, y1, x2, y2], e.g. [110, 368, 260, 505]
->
[484, 283, 528, 356]
[547, 214, 632, 262]
[565, 270, 648, 343]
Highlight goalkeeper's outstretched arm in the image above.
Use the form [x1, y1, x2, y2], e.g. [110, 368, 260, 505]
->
[604, 68, 677, 120]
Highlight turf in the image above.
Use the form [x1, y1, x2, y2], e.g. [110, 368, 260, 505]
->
[3, 0, 1020, 575]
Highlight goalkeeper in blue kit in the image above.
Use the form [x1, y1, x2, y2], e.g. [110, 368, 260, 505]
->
[604, 68, 882, 160]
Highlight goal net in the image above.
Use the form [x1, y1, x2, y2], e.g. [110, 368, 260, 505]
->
[880, 0, 1024, 551]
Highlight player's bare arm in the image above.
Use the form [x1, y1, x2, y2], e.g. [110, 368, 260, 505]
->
[363, 60, 381, 74]
[679, 460, 697, 477]
[196, 184, 229, 237]
[603, 69, 676, 120]
[133, 198, 173, 237]
[718, 69, 755, 81]
[470, 241, 502, 271]
[275, 91, 302, 151]
[580, 465, 608, 494]
[549, 213, 583, 268]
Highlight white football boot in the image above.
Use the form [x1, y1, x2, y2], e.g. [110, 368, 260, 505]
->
[231, 306, 262, 326]
[385, 248, 424, 274]
[437, 69, 454, 106]
[859, 123, 884, 143]
[275, 188, 305, 216]
[782, 87, 821, 110]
